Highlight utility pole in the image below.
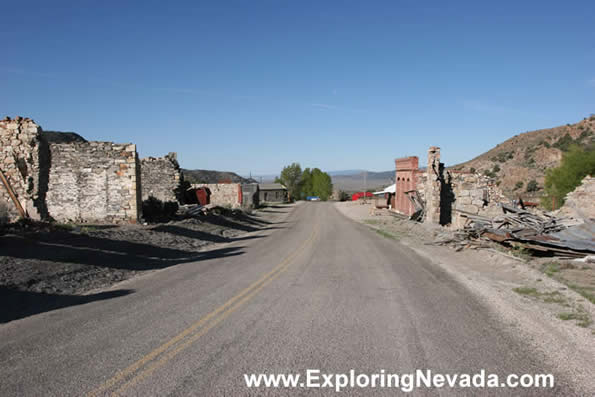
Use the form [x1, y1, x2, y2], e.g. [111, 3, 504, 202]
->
[363, 170, 367, 204]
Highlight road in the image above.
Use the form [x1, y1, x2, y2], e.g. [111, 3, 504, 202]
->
[0, 202, 576, 396]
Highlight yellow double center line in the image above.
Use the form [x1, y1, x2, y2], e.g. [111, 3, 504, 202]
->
[86, 225, 318, 396]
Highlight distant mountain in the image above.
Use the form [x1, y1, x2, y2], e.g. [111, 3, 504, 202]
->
[331, 170, 394, 193]
[327, 169, 365, 176]
[182, 169, 258, 184]
[41, 130, 87, 144]
[250, 174, 278, 183]
[452, 115, 595, 200]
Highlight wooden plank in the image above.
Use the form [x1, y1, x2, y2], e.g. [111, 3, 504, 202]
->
[0, 168, 26, 219]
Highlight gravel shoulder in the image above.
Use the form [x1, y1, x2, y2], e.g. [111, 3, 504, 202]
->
[335, 201, 595, 394]
[0, 204, 296, 324]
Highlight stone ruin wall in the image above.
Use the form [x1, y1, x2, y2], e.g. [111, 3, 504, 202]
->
[448, 171, 508, 229]
[0, 117, 47, 222]
[558, 175, 595, 221]
[141, 153, 181, 203]
[413, 146, 507, 229]
[1, 116, 141, 224]
[192, 183, 242, 208]
[424, 146, 442, 225]
[46, 142, 140, 223]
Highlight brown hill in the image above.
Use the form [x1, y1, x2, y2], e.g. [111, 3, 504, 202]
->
[452, 115, 595, 201]
[182, 169, 257, 184]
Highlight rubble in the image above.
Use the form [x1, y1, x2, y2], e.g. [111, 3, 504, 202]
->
[441, 204, 595, 258]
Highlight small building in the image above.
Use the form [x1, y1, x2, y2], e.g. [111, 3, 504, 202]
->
[373, 184, 396, 209]
[258, 183, 287, 203]
[241, 183, 260, 208]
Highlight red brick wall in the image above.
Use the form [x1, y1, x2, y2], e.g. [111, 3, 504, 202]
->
[394, 156, 419, 216]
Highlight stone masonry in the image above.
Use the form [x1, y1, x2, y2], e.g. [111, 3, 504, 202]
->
[192, 183, 242, 208]
[141, 153, 181, 203]
[46, 141, 140, 223]
[558, 175, 595, 221]
[448, 171, 507, 229]
[0, 117, 47, 221]
[0, 117, 141, 223]
[402, 146, 507, 228]
[424, 146, 442, 225]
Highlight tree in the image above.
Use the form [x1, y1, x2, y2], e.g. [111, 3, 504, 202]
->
[277, 164, 333, 201]
[277, 163, 302, 201]
[541, 145, 595, 209]
[300, 168, 313, 199]
[311, 168, 333, 200]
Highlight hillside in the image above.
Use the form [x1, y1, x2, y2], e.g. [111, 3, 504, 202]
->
[182, 169, 257, 184]
[41, 130, 87, 143]
[453, 115, 595, 200]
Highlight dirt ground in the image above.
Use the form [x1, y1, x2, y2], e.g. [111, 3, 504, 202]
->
[0, 204, 292, 323]
[335, 201, 595, 390]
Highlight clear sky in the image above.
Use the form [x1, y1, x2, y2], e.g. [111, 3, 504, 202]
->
[1, 1, 594, 176]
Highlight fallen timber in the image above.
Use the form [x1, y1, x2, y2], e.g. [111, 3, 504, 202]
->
[447, 204, 595, 258]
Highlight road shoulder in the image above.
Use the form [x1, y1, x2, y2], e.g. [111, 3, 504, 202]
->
[334, 201, 595, 395]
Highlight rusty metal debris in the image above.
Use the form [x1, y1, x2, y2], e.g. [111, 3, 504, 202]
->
[451, 204, 595, 258]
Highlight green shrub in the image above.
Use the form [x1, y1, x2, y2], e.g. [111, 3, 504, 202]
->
[552, 132, 592, 152]
[492, 164, 501, 173]
[526, 179, 538, 192]
[541, 145, 595, 209]
[514, 181, 524, 191]
[483, 169, 496, 178]
[493, 151, 513, 163]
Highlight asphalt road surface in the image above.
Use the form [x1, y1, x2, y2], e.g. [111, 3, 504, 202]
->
[0, 203, 578, 396]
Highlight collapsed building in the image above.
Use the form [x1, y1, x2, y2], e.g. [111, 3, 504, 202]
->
[393, 146, 507, 228]
[0, 117, 183, 224]
[141, 153, 182, 203]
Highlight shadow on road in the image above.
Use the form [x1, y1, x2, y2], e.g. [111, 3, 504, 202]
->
[152, 225, 268, 243]
[0, 287, 133, 324]
[1, 235, 246, 271]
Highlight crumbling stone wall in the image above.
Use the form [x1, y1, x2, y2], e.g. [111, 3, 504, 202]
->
[424, 146, 442, 225]
[141, 153, 181, 203]
[0, 117, 48, 221]
[410, 146, 507, 228]
[558, 176, 595, 221]
[46, 142, 140, 223]
[193, 183, 241, 208]
[448, 171, 507, 229]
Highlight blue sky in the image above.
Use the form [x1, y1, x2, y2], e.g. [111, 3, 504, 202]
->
[1, 1, 594, 176]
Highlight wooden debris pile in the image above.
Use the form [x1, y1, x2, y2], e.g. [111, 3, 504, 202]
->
[437, 204, 595, 258]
